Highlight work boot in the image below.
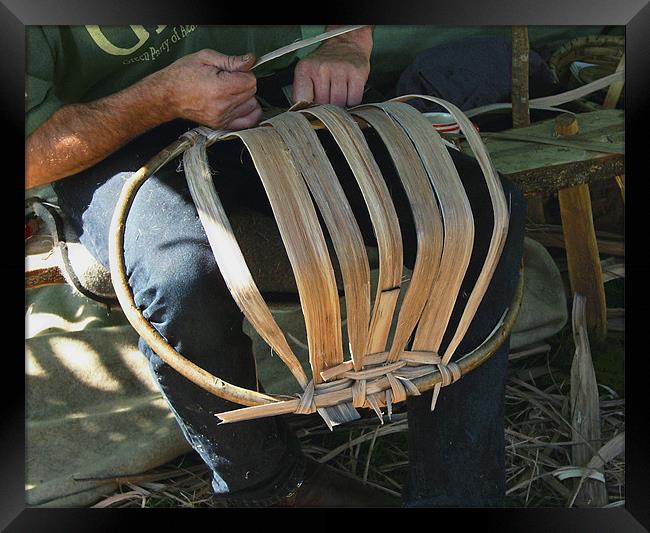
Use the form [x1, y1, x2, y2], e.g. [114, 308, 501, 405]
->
[276, 458, 401, 507]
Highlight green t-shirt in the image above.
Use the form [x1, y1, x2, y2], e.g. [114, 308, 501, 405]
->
[26, 25, 607, 138]
[25, 25, 323, 137]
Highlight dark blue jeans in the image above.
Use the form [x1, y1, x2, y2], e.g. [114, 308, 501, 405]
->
[53, 114, 525, 507]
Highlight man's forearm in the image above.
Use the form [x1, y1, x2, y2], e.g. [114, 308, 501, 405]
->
[25, 70, 172, 190]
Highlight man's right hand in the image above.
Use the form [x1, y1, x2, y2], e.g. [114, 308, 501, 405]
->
[26, 49, 263, 189]
[158, 49, 262, 130]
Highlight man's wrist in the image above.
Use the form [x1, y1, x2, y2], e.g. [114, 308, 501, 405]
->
[136, 68, 178, 125]
[323, 25, 373, 58]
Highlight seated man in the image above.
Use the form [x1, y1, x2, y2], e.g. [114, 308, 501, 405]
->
[25, 25, 525, 507]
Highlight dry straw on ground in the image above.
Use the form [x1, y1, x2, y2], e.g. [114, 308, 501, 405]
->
[93, 255, 625, 507]
[92, 333, 625, 508]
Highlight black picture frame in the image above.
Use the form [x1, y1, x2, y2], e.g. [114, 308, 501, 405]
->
[5, 0, 649, 530]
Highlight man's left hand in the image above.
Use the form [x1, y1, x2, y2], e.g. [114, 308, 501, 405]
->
[292, 26, 373, 107]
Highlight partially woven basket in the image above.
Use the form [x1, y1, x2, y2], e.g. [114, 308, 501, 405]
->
[109, 95, 524, 428]
[548, 35, 624, 110]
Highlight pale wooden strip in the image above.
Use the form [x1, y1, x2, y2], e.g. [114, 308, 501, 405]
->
[386, 372, 407, 403]
[378, 101, 474, 353]
[603, 54, 625, 109]
[342, 361, 406, 380]
[299, 105, 403, 355]
[264, 112, 371, 370]
[530, 70, 624, 108]
[396, 366, 440, 380]
[395, 365, 442, 383]
[352, 380, 367, 408]
[252, 25, 368, 70]
[477, 131, 623, 154]
[363, 352, 392, 366]
[401, 351, 442, 365]
[351, 105, 444, 362]
[396, 376, 421, 397]
[223, 127, 343, 382]
[570, 293, 608, 507]
[614, 174, 625, 204]
[385, 389, 393, 419]
[318, 402, 360, 429]
[586, 432, 625, 472]
[365, 394, 386, 421]
[366, 287, 400, 354]
[294, 381, 316, 414]
[183, 137, 308, 388]
[320, 361, 354, 382]
[315, 378, 353, 393]
[464, 70, 625, 118]
[320, 349, 440, 381]
[321, 352, 389, 382]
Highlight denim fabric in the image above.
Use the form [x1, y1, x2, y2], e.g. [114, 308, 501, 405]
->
[53, 113, 525, 506]
[396, 36, 558, 113]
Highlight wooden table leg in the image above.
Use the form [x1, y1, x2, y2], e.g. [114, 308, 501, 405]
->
[556, 115, 607, 339]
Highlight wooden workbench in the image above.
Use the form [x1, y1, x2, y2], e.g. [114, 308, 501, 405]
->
[460, 109, 624, 195]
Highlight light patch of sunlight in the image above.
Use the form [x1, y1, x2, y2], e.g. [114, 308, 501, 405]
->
[136, 418, 155, 431]
[54, 132, 83, 153]
[46, 337, 123, 393]
[114, 350, 161, 392]
[80, 419, 101, 434]
[45, 398, 66, 406]
[108, 432, 126, 442]
[64, 412, 91, 420]
[25, 484, 35, 490]
[52, 395, 163, 422]
[26, 351, 47, 377]
[113, 405, 137, 414]
[209, 219, 256, 293]
[26, 311, 103, 339]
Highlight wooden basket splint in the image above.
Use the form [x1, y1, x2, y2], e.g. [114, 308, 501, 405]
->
[109, 95, 524, 427]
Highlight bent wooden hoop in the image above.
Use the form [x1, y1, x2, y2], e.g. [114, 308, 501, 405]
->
[108, 96, 524, 424]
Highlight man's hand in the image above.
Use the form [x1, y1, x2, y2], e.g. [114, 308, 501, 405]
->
[292, 26, 373, 107]
[26, 49, 262, 189]
[158, 49, 262, 130]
